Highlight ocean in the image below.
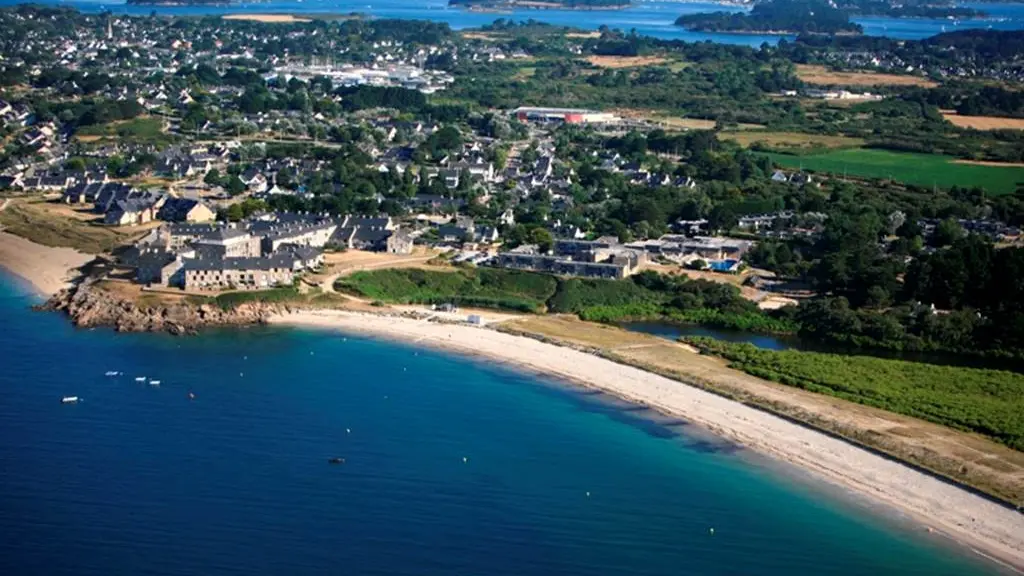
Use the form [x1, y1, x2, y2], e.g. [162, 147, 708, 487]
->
[2, 0, 1023, 45]
[0, 269, 1012, 575]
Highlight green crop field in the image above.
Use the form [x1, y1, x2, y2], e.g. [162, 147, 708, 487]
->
[763, 149, 1024, 195]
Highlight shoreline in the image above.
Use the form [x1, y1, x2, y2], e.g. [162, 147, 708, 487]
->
[269, 309, 1024, 573]
[0, 231, 93, 297]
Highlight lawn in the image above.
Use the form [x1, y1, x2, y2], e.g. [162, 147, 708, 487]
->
[763, 148, 1024, 195]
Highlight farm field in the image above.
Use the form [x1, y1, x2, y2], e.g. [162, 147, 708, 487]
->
[794, 64, 938, 88]
[942, 112, 1024, 131]
[763, 148, 1024, 194]
[584, 55, 669, 68]
[724, 131, 864, 150]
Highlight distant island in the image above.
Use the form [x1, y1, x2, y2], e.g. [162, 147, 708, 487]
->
[676, 0, 987, 34]
[126, 0, 235, 6]
[449, 0, 631, 10]
[833, 0, 984, 19]
[676, 0, 863, 35]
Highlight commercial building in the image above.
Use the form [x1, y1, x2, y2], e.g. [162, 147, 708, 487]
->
[511, 107, 619, 125]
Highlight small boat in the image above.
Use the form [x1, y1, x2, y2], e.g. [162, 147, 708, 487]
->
[61, 396, 79, 404]
[188, 392, 196, 400]
[328, 457, 346, 464]
[149, 380, 161, 386]
[104, 371, 121, 377]
[134, 377, 146, 382]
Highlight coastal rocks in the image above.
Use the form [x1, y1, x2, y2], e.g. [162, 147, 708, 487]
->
[37, 282, 284, 335]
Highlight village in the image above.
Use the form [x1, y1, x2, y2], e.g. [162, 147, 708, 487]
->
[0, 7, 1020, 306]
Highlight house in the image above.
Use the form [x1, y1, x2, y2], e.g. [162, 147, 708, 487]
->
[157, 197, 215, 223]
[771, 170, 789, 183]
[0, 174, 24, 190]
[258, 220, 338, 254]
[135, 247, 193, 286]
[276, 244, 325, 271]
[192, 228, 262, 259]
[246, 174, 269, 194]
[386, 229, 414, 254]
[181, 256, 295, 291]
[104, 197, 160, 226]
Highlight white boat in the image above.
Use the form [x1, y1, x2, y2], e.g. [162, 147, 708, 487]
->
[61, 396, 79, 404]
[104, 371, 120, 376]
[134, 377, 146, 382]
[149, 380, 161, 386]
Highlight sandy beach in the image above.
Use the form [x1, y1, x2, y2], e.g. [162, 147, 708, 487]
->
[271, 309, 1024, 572]
[0, 231, 92, 296]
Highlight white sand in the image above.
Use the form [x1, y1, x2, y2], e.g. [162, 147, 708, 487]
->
[0, 232, 92, 296]
[271, 309, 1024, 571]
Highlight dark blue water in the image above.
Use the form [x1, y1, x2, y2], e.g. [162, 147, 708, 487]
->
[621, 320, 795, 350]
[5, 0, 1023, 45]
[0, 270, 1010, 575]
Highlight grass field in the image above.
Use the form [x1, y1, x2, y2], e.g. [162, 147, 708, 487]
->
[942, 113, 1024, 131]
[794, 64, 938, 88]
[764, 148, 1024, 194]
[724, 131, 865, 151]
[0, 200, 146, 253]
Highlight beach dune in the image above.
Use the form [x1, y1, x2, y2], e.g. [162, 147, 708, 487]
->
[271, 309, 1024, 572]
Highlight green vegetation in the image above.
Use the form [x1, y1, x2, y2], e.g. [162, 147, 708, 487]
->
[763, 149, 1024, 195]
[339, 268, 795, 332]
[75, 117, 173, 144]
[685, 337, 1024, 451]
[551, 273, 797, 333]
[337, 268, 558, 312]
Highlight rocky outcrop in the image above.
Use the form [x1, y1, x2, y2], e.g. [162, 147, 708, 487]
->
[37, 281, 287, 335]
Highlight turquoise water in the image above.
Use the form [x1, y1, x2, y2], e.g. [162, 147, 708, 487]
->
[0, 269, 1012, 575]
[620, 321, 796, 350]
[3, 0, 1023, 45]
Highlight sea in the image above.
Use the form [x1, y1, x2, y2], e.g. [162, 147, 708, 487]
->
[1, 0, 1023, 46]
[0, 268, 1016, 575]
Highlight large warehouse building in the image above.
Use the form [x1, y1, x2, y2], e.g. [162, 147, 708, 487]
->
[511, 107, 619, 125]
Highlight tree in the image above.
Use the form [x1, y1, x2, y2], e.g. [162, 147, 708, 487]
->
[931, 217, 964, 247]
[224, 204, 244, 221]
[204, 168, 221, 187]
[530, 228, 554, 254]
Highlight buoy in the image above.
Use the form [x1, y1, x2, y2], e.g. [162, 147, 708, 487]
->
[709, 528, 715, 535]
[462, 457, 468, 463]
[188, 392, 196, 400]
[586, 491, 591, 497]
[240, 372, 244, 377]
[310, 351, 314, 355]
[346, 428, 351, 434]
